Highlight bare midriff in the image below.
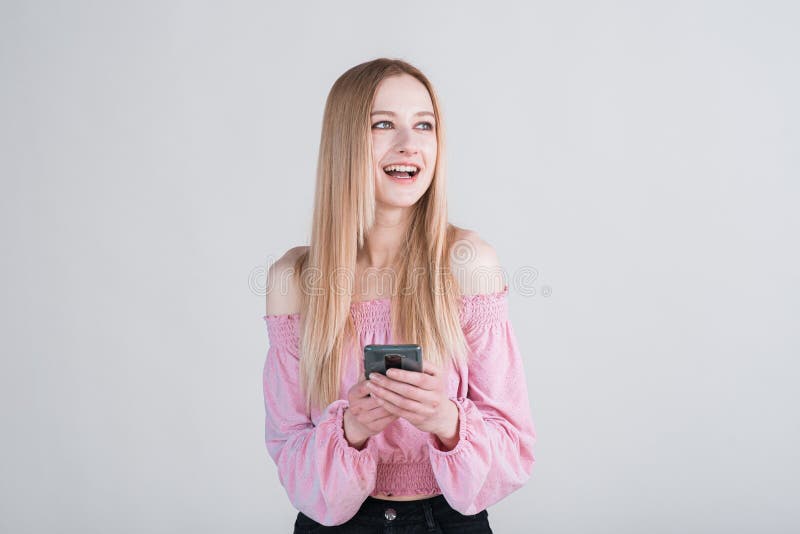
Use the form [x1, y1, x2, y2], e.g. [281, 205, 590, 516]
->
[372, 492, 440, 501]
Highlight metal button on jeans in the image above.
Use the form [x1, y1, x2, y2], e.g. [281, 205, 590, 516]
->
[384, 508, 397, 521]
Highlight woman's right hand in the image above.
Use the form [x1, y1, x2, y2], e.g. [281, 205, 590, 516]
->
[343, 377, 398, 449]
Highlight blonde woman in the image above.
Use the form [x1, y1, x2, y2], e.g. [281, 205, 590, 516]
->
[263, 58, 536, 533]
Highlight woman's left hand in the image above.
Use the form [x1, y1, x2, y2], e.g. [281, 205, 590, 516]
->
[365, 359, 459, 444]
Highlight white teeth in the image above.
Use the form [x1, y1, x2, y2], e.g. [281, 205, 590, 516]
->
[383, 164, 419, 173]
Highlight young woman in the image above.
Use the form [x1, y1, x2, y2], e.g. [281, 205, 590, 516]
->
[263, 58, 536, 533]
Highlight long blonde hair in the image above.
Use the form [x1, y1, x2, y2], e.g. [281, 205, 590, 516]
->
[293, 58, 469, 413]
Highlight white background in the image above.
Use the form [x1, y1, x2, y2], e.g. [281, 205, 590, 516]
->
[1, 1, 798, 532]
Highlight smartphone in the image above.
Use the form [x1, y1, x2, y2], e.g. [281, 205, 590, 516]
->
[364, 344, 422, 380]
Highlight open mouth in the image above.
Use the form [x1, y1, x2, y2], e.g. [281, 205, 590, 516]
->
[382, 164, 419, 179]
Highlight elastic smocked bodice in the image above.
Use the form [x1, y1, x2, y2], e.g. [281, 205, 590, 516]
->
[263, 286, 510, 344]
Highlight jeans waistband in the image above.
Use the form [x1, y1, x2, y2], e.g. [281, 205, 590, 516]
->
[361, 493, 447, 514]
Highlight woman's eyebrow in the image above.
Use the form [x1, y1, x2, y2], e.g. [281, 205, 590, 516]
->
[370, 110, 435, 118]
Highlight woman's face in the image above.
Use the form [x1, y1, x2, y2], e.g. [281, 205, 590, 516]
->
[370, 74, 437, 210]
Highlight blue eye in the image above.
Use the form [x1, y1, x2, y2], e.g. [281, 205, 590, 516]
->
[371, 121, 435, 130]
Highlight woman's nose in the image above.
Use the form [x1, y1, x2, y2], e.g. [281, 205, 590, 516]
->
[394, 127, 419, 153]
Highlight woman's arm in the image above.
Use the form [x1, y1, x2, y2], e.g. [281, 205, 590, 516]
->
[427, 232, 537, 514]
[262, 249, 379, 526]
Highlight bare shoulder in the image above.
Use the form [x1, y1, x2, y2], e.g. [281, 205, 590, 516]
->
[449, 225, 506, 296]
[265, 245, 309, 316]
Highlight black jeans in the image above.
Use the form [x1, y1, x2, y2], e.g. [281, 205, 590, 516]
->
[293, 494, 492, 533]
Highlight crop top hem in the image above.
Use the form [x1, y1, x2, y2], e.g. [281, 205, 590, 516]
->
[372, 460, 442, 496]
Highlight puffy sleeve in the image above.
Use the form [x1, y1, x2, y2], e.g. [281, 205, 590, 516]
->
[426, 287, 537, 514]
[262, 313, 379, 526]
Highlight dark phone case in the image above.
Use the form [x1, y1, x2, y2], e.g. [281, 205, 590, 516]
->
[364, 344, 422, 380]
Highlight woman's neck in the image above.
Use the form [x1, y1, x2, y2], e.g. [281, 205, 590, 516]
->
[358, 206, 413, 269]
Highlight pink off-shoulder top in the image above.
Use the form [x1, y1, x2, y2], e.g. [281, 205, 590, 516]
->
[261, 285, 536, 527]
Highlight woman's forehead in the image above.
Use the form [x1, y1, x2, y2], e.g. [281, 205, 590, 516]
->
[372, 74, 433, 112]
